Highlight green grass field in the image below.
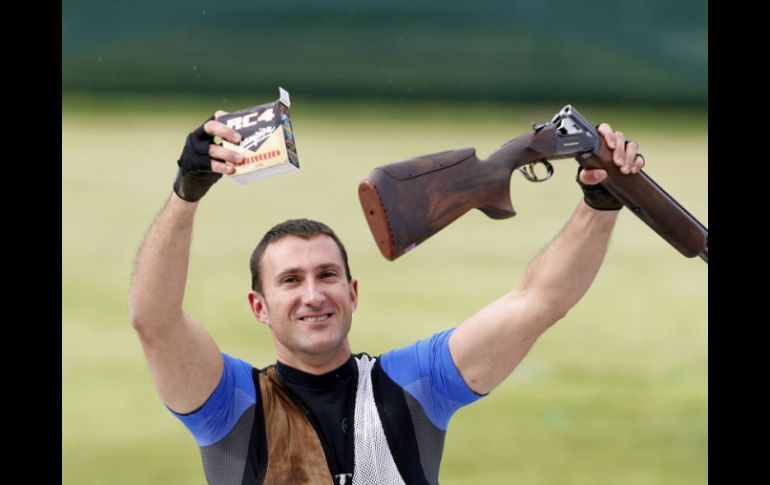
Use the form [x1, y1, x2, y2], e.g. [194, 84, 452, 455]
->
[62, 94, 707, 485]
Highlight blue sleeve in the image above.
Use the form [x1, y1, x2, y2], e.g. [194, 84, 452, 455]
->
[379, 327, 485, 431]
[167, 353, 256, 446]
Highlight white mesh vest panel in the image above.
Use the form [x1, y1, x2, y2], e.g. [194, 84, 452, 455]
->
[352, 355, 407, 485]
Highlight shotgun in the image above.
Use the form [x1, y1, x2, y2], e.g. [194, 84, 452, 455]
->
[358, 105, 708, 263]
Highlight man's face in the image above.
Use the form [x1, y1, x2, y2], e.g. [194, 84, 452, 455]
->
[248, 235, 358, 368]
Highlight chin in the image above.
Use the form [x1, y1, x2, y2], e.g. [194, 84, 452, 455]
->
[299, 331, 347, 355]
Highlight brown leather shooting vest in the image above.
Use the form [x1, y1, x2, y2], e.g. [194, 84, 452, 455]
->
[258, 367, 335, 485]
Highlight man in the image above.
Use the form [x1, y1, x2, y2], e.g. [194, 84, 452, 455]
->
[129, 110, 644, 485]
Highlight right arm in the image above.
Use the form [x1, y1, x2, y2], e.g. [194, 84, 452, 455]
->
[129, 195, 223, 414]
[128, 113, 242, 414]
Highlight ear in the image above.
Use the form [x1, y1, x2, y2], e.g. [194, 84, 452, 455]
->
[248, 290, 270, 324]
[349, 279, 359, 312]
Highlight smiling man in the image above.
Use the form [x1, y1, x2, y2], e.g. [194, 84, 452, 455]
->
[128, 110, 644, 485]
[248, 227, 357, 374]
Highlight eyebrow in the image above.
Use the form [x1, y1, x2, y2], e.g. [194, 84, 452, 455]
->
[274, 263, 343, 281]
[317, 263, 343, 272]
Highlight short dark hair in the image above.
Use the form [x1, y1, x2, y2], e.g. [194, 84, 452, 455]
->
[250, 219, 352, 293]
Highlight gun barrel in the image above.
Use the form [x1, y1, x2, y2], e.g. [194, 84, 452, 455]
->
[699, 245, 708, 263]
[578, 147, 708, 260]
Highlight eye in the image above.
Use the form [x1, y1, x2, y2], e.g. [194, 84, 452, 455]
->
[320, 271, 338, 279]
[281, 275, 299, 285]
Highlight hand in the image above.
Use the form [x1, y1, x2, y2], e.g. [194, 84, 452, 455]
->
[172, 111, 244, 202]
[577, 123, 646, 211]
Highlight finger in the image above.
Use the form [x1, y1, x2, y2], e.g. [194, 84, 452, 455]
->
[209, 144, 244, 165]
[622, 140, 638, 174]
[633, 153, 646, 173]
[597, 123, 626, 166]
[579, 168, 608, 185]
[612, 131, 626, 167]
[204, 116, 242, 145]
[213, 110, 228, 120]
[210, 160, 235, 175]
[596, 123, 616, 149]
[208, 144, 240, 175]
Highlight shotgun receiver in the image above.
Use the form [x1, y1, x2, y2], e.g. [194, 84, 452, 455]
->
[358, 105, 708, 263]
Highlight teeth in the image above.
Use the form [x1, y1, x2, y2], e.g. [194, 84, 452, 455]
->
[301, 314, 330, 323]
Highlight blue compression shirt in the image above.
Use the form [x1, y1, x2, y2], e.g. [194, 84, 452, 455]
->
[170, 327, 484, 446]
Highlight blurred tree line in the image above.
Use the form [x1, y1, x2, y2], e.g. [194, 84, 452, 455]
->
[63, 0, 707, 105]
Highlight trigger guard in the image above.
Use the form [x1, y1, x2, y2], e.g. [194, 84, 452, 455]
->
[518, 160, 554, 183]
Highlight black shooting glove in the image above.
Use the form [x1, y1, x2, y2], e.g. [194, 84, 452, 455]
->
[173, 115, 221, 202]
[576, 166, 623, 211]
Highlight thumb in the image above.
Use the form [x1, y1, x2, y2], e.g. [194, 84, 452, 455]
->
[579, 168, 608, 185]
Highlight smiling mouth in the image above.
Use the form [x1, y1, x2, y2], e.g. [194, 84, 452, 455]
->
[299, 313, 333, 323]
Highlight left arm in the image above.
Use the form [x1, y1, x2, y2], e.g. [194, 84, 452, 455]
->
[449, 124, 643, 394]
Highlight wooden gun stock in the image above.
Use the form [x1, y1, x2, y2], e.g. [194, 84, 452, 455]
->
[359, 133, 542, 260]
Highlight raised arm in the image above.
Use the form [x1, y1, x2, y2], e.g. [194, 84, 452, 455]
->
[449, 124, 644, 394]
[128, 112, 242, 413]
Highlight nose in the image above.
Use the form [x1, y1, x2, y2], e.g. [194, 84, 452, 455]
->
[301, 280, 325, 307]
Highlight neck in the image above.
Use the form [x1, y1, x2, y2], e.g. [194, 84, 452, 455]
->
[275, 341, 353, 375]
[276, 355, 356, 388]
